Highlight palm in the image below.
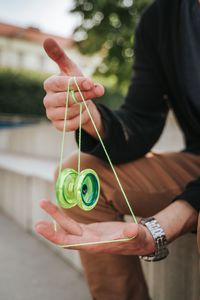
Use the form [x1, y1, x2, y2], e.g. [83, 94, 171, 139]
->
[35, 200, 154, 255]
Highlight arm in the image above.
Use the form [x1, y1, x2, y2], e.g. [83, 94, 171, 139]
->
[155, 200, 198, 244]
[78, 6, 169, 164]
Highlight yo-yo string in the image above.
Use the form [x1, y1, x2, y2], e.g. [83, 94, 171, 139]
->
[55, 78, 78, 232]
[58, 78, 73, 175]
[55, 77, 138, 247]
[73, 77, 137, 224]
[78, 103, 82, 174]
[68, 89, 82, 174]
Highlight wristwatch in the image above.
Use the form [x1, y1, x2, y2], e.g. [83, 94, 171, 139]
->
[139, 217, 169, 262]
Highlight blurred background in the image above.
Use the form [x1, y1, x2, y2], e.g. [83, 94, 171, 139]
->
[0, 1, 199, 300]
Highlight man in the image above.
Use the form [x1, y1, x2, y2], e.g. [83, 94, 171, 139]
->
[36, 0, 200, 299]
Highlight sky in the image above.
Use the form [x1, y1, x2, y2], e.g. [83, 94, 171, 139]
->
[0, 0, 79, 37]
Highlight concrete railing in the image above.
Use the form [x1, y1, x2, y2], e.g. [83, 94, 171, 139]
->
[0, 151, 82, 271]
[0, 117, 199, 300]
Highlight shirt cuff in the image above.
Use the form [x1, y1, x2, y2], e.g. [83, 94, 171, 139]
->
[173, 178, 200, 212]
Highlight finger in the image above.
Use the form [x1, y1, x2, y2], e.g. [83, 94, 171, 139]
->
[36, 220, 102, 250]
[123, 223, 139, 239]
[52, 101, 94, 131]
[43, 92, 75, 108]
[44, 75, 96, 93]
[46, 104, 86, 121]
[40, 200, 83, 236]
[43, 38, 83, 76]
[35, 220, 72, 245]
[71, 84, 104, 102]
[44, 85, 104, 109]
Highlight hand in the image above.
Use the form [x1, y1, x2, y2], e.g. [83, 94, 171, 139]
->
[43, 38, 105, 137]
[35, 200, 155, 255]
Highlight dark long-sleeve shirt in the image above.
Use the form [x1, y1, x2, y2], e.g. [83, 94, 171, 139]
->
[76, 0, 200, 212]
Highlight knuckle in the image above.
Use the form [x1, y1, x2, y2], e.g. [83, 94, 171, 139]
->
[43, 95, 49, 108]
[54, 77, 60, 90]
[43, 75, 55, 91]
[43, 78, 49, 91]
[67, 119, 77, 131]
[51, 205, 59, 216]
[53, 121, 62, 131]
[52, 121, 58, 129]
[59, 92, 66, 106]
[55, 76, 65, 91]
[46, 109, 53, 120]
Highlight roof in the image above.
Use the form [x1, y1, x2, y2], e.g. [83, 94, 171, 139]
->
[0, 22, 73, 48]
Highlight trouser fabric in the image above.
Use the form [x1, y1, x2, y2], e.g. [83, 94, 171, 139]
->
[60, 151, 200, 300]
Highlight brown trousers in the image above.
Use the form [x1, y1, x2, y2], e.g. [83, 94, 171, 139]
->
[61, 151, 200, 300]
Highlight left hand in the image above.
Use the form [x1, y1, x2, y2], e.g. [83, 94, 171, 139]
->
[35, 200, 155, 255]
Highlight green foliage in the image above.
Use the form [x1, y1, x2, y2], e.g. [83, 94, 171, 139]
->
[0, 69, 46, 117]
[0, 69, 122, 117]
[96, 87, 124, 110]
[71, 0, 152, 93]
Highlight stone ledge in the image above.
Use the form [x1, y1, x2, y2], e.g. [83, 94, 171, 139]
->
[0, 150, 57, 182]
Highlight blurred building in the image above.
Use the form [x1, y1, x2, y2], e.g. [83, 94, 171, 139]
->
[0, 21, 100, 75]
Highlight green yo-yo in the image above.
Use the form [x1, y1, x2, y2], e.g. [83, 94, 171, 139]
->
[75, 169, 100, 211]
[56, 168, 78, 209]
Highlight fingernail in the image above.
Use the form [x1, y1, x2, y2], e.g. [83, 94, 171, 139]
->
[94, 84, 104, 95]
[94, 85, 101, 94]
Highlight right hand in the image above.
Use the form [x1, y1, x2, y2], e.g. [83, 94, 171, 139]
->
[43, 38, 105, 137]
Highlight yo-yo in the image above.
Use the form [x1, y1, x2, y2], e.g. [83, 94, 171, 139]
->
[56, 168, 100, 211]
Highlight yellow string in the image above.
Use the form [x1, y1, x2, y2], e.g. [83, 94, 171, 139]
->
[58, 78, 73, 175]
[78, 103, 82, 174]
[55, 77, 137, 248]
[73, 77, 137, 223]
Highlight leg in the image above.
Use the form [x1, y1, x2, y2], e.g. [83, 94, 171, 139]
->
[56, 151, 200, 300]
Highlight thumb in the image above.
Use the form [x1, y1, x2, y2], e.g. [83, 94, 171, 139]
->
[123, 223, 139, 239]
[43, 38, 83, 76]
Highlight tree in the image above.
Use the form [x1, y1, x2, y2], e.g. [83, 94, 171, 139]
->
[70, 0, 152, 93]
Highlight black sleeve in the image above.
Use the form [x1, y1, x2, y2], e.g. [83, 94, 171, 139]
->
[174, 178, 200, 212]
[76, 4, 169, 164]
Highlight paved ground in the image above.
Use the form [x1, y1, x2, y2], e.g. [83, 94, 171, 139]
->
[0, 213, 91, 300]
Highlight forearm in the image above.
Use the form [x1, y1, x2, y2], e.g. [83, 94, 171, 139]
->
[154, 200, 198, 244]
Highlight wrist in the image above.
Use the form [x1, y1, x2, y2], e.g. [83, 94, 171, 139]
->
[139, 217, 169, 261]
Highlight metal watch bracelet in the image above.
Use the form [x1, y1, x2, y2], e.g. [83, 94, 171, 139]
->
[139, 217, 169, 262]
